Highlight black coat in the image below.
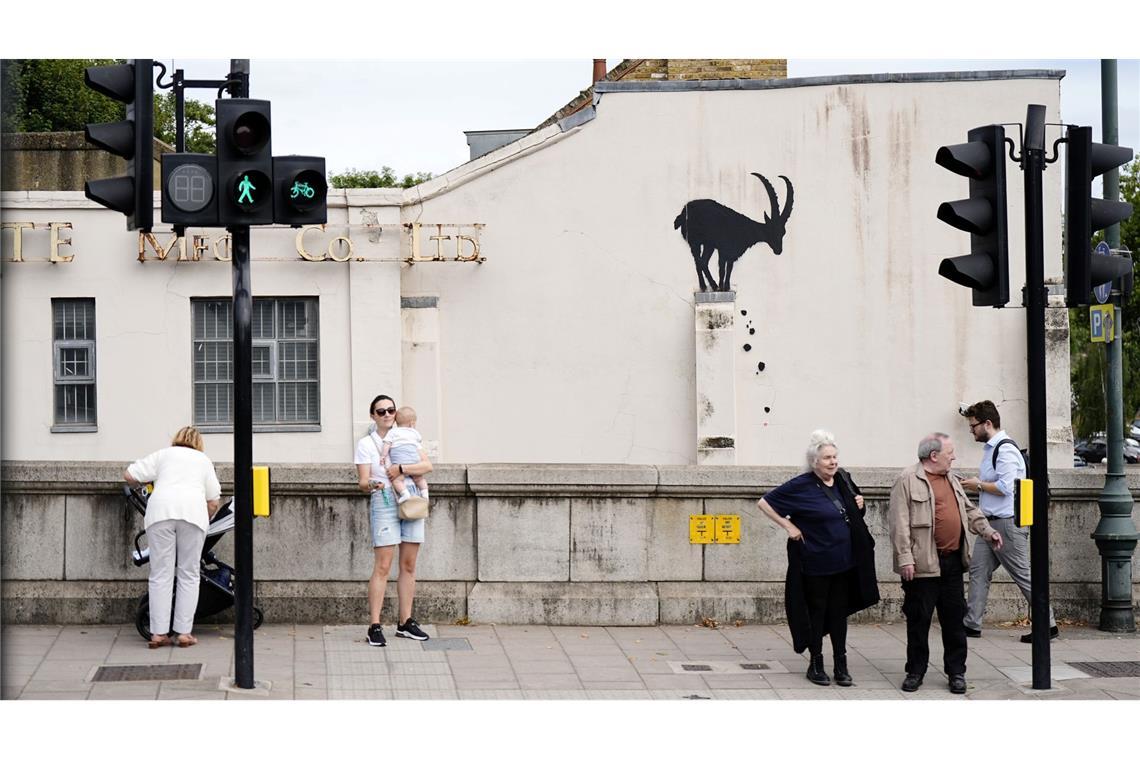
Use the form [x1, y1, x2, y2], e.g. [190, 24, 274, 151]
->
[784, 468, 880, 654]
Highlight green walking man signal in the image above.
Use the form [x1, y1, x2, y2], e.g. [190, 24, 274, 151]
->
[237, 174, 256, 205]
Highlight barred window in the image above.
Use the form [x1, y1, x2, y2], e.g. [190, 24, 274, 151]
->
[52, 298, 97, 430]
[192, 298, 320, 429]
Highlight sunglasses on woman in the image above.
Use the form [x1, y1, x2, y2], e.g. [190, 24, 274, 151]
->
[373, 407, 396, 416]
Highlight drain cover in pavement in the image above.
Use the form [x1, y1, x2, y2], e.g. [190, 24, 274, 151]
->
[681, 663, 713, 672]
[421, 637, 472, 652]
[91, 664, 203, 682]
[1068, 661, 1140, 678]
[740, 663, 771, 671]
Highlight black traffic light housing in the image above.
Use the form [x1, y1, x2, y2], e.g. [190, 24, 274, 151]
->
[83, 59, 154, 232]
[273, 156, 328, 227]
[935, 125, 1010, 307]
[161, 153, 218, 228]
[216, 99, 273, 226]
[1064, 125, 1134, 306]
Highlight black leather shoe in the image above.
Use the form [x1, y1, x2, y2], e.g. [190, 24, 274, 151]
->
[964, 626, 982, 638]
[1019, 626, 1059, 643]
[949, 674, 967, 694]
[806, 654, 831, 686]
[833, 655, 853, 687]
[901, 673, 923, 692]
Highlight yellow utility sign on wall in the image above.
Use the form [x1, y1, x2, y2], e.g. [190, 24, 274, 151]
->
[690, 514, 741, 544]
[690, 515, 714, 544]
[715, 515, 741, 543]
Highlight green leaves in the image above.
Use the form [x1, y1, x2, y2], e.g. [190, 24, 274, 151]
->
[328, 166, 431, 189]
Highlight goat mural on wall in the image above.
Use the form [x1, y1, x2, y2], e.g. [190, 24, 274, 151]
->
[673, 173, 795, 292]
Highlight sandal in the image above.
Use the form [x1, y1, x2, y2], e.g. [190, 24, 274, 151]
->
[148, 635, 170, 649]
[176, 634, 198, 648]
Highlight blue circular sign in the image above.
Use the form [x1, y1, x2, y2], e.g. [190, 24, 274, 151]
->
[1094, 241, 1112, 304]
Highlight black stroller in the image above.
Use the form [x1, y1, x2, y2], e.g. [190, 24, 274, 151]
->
[125, 485, 263, 640]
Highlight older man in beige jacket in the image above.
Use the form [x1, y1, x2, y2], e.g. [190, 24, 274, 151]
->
[889, 433, 1002, 695]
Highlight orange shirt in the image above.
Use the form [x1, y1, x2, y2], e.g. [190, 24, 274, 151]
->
[928, 472, 961, 554]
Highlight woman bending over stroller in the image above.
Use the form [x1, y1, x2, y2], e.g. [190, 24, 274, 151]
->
[125, 426, 221, 648]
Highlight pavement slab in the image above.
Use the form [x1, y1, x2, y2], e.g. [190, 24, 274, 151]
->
[1, 621, 1136, 701]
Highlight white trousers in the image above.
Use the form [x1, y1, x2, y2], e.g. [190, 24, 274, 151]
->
[147, 519, 206, 635]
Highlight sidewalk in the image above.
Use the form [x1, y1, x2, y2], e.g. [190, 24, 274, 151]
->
[3, 621, 1139, 700]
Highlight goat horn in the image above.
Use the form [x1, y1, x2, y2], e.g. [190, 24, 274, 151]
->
[752, 173, 781, 224]
[778, 175, 794, 224]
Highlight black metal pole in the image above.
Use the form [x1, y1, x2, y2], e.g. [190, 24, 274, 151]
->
[1023, 104, 1051, 690]
[173, 70, 185, 153]
[229, 59, 255, 690]
[231, 226, 254, 689]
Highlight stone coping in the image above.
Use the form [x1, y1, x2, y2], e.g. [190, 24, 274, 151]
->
[3, 460, 1138, 497]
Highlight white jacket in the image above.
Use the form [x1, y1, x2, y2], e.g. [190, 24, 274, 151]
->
[128, 446, 221, 532]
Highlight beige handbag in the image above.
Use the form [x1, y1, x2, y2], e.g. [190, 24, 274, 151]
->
[370, 432, 429, 520]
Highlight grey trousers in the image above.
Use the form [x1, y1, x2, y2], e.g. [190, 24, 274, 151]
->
[964, 516, 1055, 630]
[147, 518, 207, 636]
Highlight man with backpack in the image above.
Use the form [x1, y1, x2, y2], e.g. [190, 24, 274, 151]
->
[959, 400, 1058, 643]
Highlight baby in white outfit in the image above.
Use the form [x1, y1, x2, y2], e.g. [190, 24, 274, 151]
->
[381, 406, 430, 504]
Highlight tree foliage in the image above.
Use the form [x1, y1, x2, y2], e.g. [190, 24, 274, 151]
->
[153, 90, 216, 153]
[329, 166, 432, 189]
[1069, 158, 1140, 438]
[1, 59, 122, 133]
[1, 58, 216, 152]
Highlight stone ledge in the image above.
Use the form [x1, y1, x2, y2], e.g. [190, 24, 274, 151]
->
[467, 464, 658, 496]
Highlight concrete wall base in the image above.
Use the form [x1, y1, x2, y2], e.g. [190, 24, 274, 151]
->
[3, 578, 1133, 627]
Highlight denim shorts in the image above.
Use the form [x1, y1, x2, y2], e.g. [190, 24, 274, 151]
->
[369, 487, 425, 547]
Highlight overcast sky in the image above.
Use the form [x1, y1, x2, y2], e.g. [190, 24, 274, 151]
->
[165, 58, 1137, 180]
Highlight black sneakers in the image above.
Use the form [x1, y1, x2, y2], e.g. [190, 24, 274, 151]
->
[1019, 626, 1059, 643]
[949, 674, 967, 694]
[366, 623, 386, 647]
[396, 618, 429, 641]
[964, 626, 982, 638]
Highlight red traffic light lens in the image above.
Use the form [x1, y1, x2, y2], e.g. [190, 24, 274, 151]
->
[232, 111, 270, 154]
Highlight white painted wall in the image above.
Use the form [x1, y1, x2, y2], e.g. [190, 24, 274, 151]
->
[2, 74, 1069, 469]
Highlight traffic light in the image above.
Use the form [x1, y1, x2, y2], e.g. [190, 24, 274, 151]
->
[83, 59, 154, 231]
[216, 99, 273, 226]
[273, 156, 328, 227]
[161, 154, 218, 227]
[935, 125, 1009, 307]
[1064, 125, 1134, 307]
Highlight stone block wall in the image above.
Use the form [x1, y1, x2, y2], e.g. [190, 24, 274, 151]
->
[2, 461, 1137, 627]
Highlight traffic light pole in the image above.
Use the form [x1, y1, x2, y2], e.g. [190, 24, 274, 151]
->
[231, 226, 255, 690]
[1021, 104, 1052, 690]
[1092, 58, 1138, 632]
[229, 59, 256, 691]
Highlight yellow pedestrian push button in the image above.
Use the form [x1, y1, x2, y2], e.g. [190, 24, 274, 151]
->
[253, 466, 271, 518]
[1015, 478, 1033, 527]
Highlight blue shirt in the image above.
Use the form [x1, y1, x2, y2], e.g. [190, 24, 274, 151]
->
[979, 430, 1025, 519]
[763, 472, 854, 576]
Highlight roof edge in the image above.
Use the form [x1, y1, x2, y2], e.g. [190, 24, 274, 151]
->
[594, 69, 1067, 93]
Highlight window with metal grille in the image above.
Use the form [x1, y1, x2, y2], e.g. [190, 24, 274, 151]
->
[192, 297, 320, 430]
[52, 299, 97, 430]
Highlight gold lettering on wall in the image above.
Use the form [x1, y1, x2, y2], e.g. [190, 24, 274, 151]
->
[213, 233, 231, 262]
[2, 222, 35, 262]
[139, 232, 186, 262]
[192, 235, 211, 262]
[428, 225, 451, 261]
[49, 222, 74, 263]
[328, 236, 354, 263]
[296, 225, 327, 261]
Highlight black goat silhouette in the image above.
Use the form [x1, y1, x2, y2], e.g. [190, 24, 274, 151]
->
[673, 173, 794, 292]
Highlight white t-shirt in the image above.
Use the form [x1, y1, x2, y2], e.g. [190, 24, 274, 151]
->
[127, 446, 221, 532]
[383, 426, 423, 450]
[354, 430, 392, 485]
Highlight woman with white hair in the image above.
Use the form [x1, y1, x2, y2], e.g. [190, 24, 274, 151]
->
[757, 430, 879, 687]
